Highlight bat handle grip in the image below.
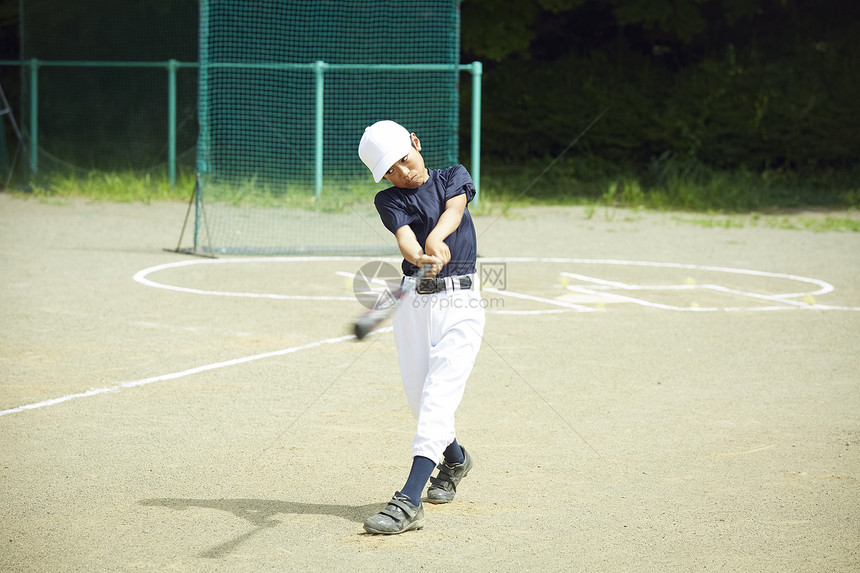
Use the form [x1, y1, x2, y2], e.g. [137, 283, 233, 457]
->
[415, 262, 434, 279]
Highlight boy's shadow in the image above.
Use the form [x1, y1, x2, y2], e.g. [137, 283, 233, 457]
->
[139, 498, 380, 558]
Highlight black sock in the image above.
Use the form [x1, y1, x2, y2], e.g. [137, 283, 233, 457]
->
[443, 438, 465, 465]
[400, 456, 436, 506]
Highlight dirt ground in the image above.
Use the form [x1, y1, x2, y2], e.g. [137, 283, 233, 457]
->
[1, 193, 858, 572]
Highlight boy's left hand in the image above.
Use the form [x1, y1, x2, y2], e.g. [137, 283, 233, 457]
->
[416, 253, 444, 277]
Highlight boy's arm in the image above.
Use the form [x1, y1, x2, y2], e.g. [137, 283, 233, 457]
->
[394, 225, 442, 277]
[425, 193, 466, 267]
[394, 193, 467, 278]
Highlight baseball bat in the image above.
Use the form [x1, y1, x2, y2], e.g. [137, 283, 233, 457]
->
[353, 264, 430, 340]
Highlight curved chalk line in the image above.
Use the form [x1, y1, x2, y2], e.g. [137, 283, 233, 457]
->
[5, 256, 855, 417]
[133, 256, 854, 312]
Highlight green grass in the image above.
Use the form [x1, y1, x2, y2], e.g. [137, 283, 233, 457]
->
[197, 179, 380, 213]
[477, 159, 859, 209]
[472, 159, 859, 231]
[671, 213, 860, 232]
[6, 162, 859, 232]
[10, 171, 196, 204]
[7, 170, 381, 213]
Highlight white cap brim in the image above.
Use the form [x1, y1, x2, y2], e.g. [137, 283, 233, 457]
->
[369, 141, 412, 182]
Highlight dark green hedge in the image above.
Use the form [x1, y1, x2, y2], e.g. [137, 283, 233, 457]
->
[463, 0, 860, 176]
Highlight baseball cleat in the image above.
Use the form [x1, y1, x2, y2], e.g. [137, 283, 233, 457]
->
[363, 491, 425, 535]
[426, 446, 473, 504]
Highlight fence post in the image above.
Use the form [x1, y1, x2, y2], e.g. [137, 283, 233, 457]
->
[314, 60, 326, 198]
[470, 61, 482, 205]
[167, 59, 178, 188]
[29, 58, 39, 175]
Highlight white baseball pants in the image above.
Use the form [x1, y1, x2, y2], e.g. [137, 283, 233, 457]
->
[392, 274, 486, 463]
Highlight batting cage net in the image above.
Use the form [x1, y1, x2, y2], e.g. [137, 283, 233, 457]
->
[194, 0, 464, 255]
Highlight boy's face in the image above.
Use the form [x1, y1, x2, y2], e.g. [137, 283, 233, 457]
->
[382, 133, 429, 189]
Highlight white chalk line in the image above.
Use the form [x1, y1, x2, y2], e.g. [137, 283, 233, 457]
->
[133, 256, 380, 301]
[483, 287, 597, 312]
[561, 271, 802, 312]
[134, 255, 857, 312]
[478, 260, 857, 313]
[0, 329, 392, 418]
[7, 256, 856, 418]
[483, 256, 835, 298]
[555, 269, 859, 312]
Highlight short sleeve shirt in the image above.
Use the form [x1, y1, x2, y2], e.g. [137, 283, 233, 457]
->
[374, 165, 478, 278]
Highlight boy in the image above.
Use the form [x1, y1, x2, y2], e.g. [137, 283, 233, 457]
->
[358, 120, 485, 534]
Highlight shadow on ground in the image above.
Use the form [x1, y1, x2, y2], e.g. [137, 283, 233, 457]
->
[140, 498, 380, 558]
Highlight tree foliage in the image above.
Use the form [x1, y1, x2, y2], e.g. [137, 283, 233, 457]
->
[3, 1, 857, 184]
[461, 0, 860, 173]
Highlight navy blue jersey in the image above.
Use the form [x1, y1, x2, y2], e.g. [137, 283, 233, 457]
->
[375, 165, 478, 278]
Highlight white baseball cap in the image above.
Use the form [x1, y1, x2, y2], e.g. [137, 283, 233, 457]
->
[358, 120, 413, 182]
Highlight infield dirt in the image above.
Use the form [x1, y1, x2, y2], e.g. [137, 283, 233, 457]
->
[1, 193, 858, 571]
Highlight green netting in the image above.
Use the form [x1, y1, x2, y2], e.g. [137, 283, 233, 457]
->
[195, 0, 463, 255]
[17, 0, 198, 175]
